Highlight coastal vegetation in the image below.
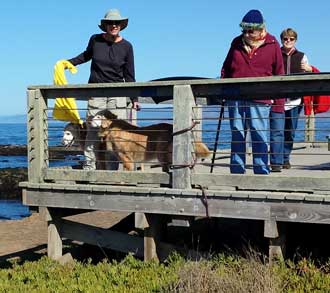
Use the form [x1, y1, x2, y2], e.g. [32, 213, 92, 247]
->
[1, 253, 330, 292]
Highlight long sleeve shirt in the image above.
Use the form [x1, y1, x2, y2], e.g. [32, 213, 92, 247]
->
[221, 32, 285, 112]
[68, 34, 135, 83]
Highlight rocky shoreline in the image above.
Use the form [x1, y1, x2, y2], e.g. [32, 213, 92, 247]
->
[0, 144, 84, 200]
[0, 168, 27, 200]
[0, 144, 82, 158]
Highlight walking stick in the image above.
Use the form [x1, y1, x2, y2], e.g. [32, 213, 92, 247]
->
[210, 100, 225, 173]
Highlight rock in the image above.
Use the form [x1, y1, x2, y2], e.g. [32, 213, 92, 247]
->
[0, 144, 82, 159]
[0, 168, 27, 200]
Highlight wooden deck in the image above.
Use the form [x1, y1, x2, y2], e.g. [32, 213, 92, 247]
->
[19, 75, 330, 261]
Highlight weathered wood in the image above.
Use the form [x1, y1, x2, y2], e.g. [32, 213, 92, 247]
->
[60, 219, 144, 258]
[192, 105, 202, 143]
[135, 213, 148, 229]
[305, 112, 315, 144]
[269, 237, 285, 262]
[264, 220, 279, 238]
[22, 186, 330, 224]
[264, 220, 286, 262]
[192, 173, 330, 192]
[27, 89, 36, 182]
[39, 206, 91, 221]
[47, 208, 63, 260]
[44, 169, 170, 185]
[22, 75, 330, 261]
[28, 74, 330, 100]
[28, 89, 48, 183]
[172, 85, 194, 188]
[144, 214, 167, 261]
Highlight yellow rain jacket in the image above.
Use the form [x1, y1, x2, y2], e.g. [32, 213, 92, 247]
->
[52, 60, 83, 125]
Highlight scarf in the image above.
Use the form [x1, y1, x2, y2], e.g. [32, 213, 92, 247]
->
[242, 30, 267, 58]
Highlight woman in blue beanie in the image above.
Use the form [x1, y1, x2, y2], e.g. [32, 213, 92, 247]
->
[221, 10, 285, 175]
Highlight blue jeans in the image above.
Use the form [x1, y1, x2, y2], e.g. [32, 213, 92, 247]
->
[228, 100, 270, 174]
[269, 111, 284, 166]
[284, 106, 302, 162]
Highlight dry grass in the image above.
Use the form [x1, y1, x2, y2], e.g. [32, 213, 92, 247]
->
[166, 252, 283, 293]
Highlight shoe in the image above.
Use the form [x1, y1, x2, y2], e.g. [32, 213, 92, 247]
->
[271, 165, 282, 172]
[283, 161, 291, 169]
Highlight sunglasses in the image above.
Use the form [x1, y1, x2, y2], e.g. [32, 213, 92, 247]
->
[106, 21, 122, 26]
[242, 29, 255, 34]
[283, 37, 295, 42]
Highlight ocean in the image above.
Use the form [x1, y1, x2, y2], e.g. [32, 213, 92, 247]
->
[0, 106, 329, 220]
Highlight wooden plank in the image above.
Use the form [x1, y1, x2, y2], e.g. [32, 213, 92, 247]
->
[28, 74, 330, 98]
[22, 188, 330, 224]
[172, 85, 194, 188]
[192, 173, 330, 192]
[39, 206, 91, 221]
[191, 74, 330, 98]
[60, 219, 144, 258]
[44, 169, 170, 185]
[60, 216, 197, 261]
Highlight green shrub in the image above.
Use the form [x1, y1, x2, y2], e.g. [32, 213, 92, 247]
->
[1, 254, 330, 293]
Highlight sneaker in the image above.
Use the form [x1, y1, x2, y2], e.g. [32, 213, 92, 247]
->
[271, 165, 282, 172]
[283, 161, 291, 169]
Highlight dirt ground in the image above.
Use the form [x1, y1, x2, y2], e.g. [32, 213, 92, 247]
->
[0, 210, 129, 265]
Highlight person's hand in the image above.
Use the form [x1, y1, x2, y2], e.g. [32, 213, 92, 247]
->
[301, 62, 312, 72]
[133, 101, 140, 111]
[132, 98, 140, 111]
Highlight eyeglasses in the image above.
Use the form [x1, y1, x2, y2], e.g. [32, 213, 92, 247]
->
[106, 21, 122, 26]
[283, 37, 295, 42]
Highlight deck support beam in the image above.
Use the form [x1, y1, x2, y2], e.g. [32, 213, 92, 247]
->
[45, 207, 63, 260]
[264, 220, 285, 263]
[144, 214, 167, 261]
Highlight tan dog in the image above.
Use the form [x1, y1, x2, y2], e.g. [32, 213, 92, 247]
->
[97, 110, 210, 171]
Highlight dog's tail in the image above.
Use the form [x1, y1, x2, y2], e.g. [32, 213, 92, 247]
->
[193, 142, 211, 158]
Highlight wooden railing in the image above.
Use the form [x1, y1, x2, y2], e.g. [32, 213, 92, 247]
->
[27, 74, 330, 193]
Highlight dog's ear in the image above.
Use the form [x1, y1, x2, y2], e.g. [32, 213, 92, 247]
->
[103, 110, 118, 120]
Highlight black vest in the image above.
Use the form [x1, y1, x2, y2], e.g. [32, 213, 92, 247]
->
[282, 49, 304, 74]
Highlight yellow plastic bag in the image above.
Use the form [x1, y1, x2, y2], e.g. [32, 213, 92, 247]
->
[52, 60, 83, 125]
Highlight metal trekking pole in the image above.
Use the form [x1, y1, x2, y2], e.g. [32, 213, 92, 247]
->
[210, 100, 225, 173]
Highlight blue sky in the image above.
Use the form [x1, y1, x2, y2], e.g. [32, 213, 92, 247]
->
[0, 0, 329, 116]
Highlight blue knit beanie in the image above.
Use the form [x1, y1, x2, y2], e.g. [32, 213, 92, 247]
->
[240, 9, 265, 30]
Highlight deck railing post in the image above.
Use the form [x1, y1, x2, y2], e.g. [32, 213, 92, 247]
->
[172, 85, 195, 189]
[305, 111, 315, 146]
[27, 89, 48, 183]
[193, 104, 203, 145]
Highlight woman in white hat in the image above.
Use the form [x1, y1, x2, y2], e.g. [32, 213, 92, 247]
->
[66, 9, 136, 170]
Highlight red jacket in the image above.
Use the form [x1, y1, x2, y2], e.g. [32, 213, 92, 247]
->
[303, 66, 330, 115]
[221, 32, 285, 111]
